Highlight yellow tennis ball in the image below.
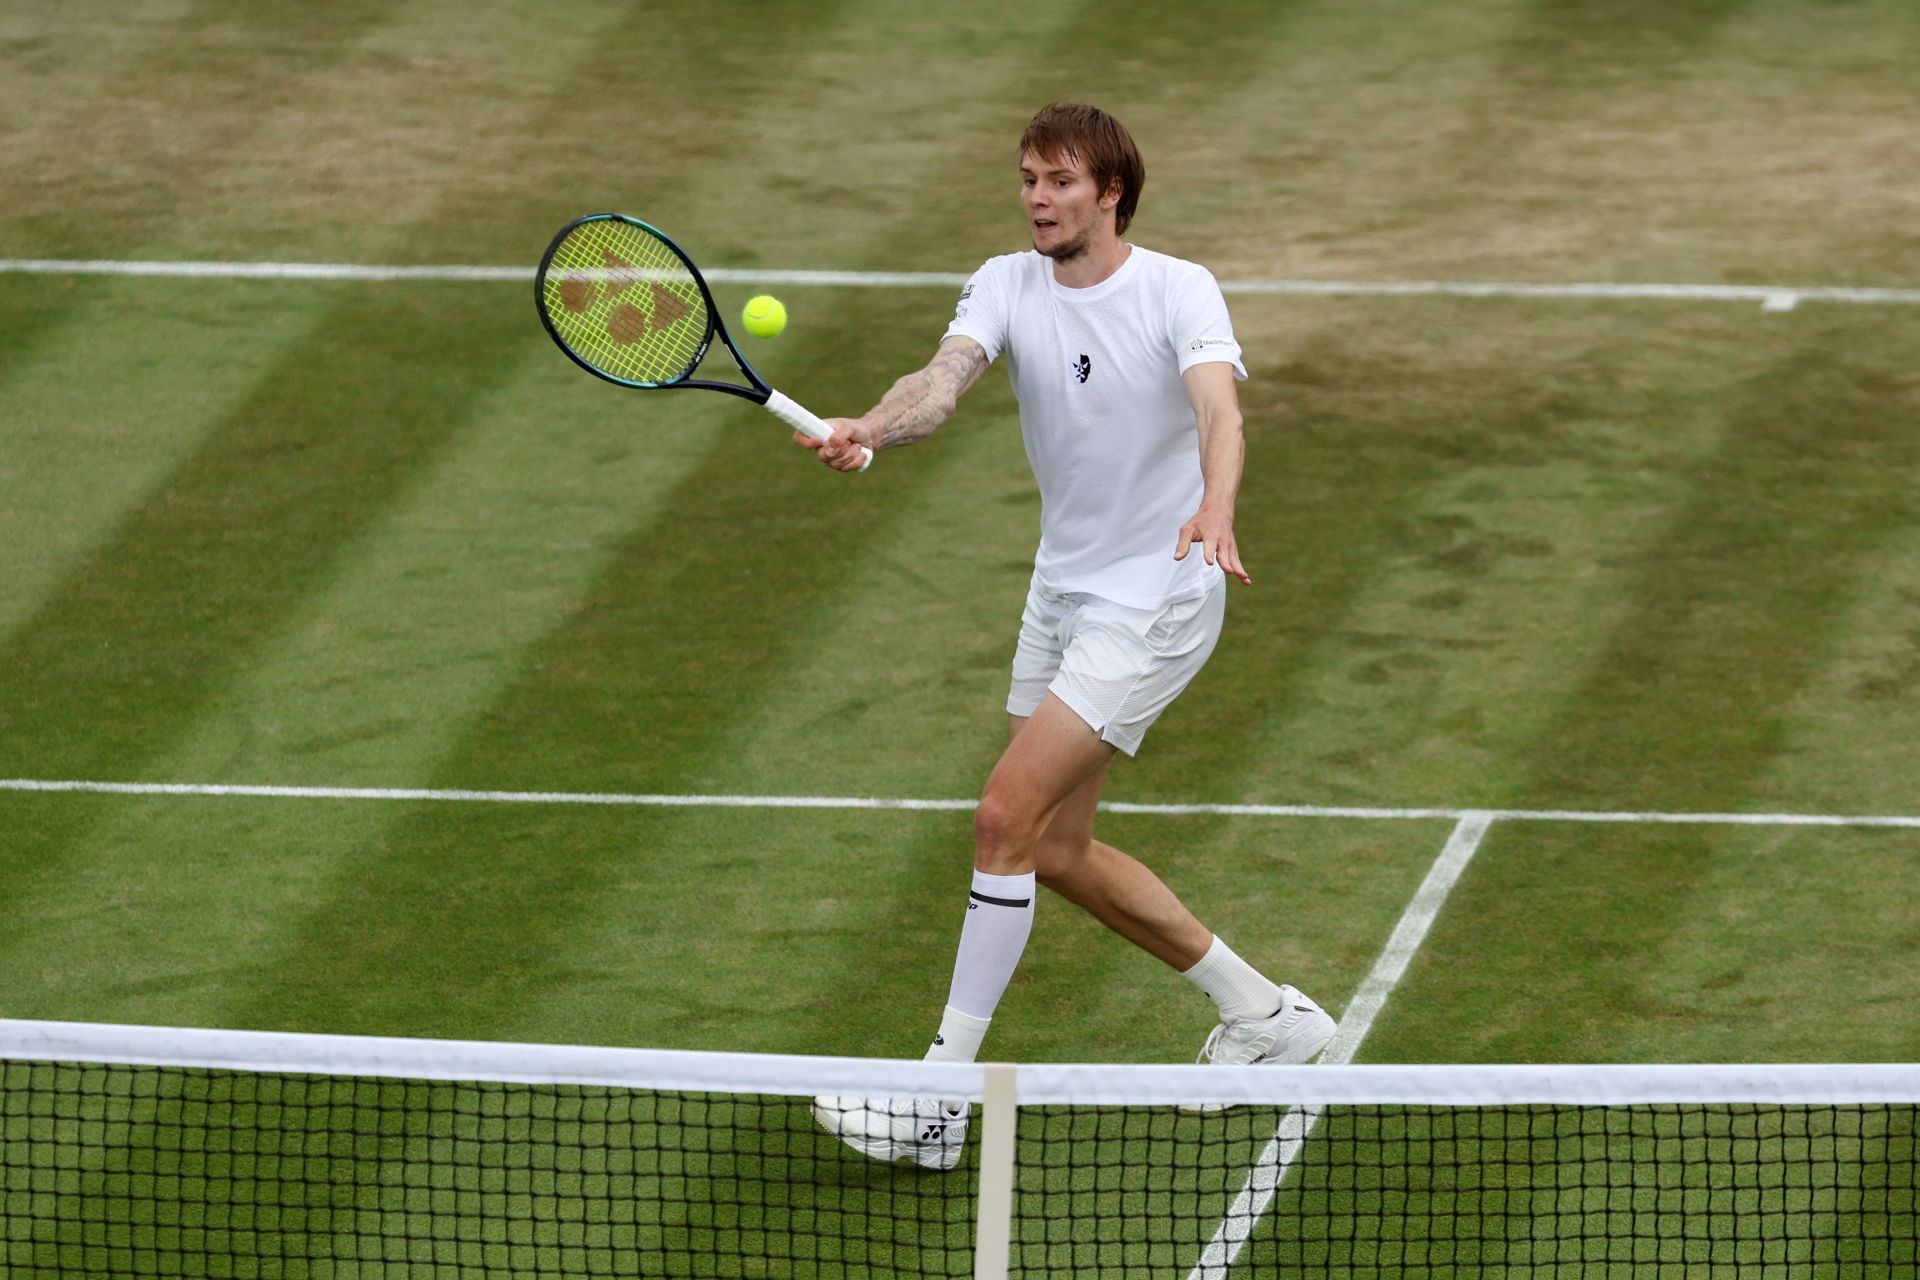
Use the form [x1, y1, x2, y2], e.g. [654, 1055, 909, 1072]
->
[742, 294, 787, 339]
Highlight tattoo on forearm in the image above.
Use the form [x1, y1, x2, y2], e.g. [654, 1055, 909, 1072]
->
[868, 342, 988, 448]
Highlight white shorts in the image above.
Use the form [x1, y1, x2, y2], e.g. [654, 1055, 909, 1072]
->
[1005, 576, 1226, 756]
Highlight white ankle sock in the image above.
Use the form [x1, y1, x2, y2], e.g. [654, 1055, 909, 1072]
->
[925, 1005, 991, 1063]
[1182, 934, 1283, 1021]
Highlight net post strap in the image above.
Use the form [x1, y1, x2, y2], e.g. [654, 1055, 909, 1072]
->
[973, 1063, 1018, 1280]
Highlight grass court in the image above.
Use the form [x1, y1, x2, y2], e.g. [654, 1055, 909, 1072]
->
[2, 1, 1917, 1274]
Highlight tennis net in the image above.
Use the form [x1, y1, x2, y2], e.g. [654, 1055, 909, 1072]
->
[2, 1018, 1914, 1278]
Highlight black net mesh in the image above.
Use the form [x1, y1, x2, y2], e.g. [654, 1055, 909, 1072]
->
[0, 1063, 974, 1278]
[1015, 1102, 1918, 1278]
[3, 1057, 1915, 1278]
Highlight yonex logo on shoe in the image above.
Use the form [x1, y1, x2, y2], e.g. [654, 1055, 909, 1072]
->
[920, 1123, 947, 1141]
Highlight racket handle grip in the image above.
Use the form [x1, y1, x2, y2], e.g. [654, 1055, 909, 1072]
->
[765, 389, 874, 472]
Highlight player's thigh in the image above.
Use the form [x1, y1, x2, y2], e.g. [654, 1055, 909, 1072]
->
[978, 693, 1116, 850]
[1015, 710, 1111, 848]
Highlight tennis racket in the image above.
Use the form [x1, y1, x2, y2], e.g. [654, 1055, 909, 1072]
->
[535, 214, 871, 471]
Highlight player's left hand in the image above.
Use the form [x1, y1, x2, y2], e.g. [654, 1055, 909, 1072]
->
[1174, 508, 1251, 585]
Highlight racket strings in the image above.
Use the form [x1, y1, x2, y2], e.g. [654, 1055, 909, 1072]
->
[540, 220, 709, 385]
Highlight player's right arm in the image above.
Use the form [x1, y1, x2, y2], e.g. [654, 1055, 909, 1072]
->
[799, 336, 991, 471]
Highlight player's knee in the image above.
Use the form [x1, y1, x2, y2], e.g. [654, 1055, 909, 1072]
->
[972, 790, 1037, 864]
[972, 793, 1015, 850]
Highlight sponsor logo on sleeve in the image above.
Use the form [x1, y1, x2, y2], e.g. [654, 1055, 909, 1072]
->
[1188, 337, 1235, 352]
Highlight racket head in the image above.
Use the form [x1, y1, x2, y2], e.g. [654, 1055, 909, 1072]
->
[535, 215, 719, 389]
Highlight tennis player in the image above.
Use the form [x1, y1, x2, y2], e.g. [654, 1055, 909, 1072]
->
[802, 102, 1335, 1170]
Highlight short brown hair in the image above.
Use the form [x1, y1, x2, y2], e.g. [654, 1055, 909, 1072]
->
[1019, 101, 1146, 235]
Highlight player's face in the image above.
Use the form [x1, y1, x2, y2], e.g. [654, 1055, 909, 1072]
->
[1020, 149, 1115, 262]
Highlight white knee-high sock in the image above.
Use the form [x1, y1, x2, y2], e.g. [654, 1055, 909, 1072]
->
[928, 870, 1035, 1061]
[1181, 934, 1284, 1021]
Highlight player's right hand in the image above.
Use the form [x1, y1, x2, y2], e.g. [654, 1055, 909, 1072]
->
[796, 418, 880, 472]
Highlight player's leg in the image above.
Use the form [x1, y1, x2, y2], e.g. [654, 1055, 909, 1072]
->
[1020, 722, 1211, 969]
[1015, 729, 1279, 1033]
[811, 694, 1115, 1169]
[1024, 586, 1335, 1072]
[972, 691, 1119, 876]
[924, 692, 1117, 1068]
[1029, 746, 1335, 1076]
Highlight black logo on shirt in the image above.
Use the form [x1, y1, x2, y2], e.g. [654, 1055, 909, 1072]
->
[1071, 353, 1091, 383]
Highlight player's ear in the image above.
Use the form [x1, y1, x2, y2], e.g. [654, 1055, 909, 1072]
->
[1100, 175, 1123, 212]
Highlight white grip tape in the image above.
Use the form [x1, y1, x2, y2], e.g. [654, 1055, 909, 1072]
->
[764, 389, 873, 472]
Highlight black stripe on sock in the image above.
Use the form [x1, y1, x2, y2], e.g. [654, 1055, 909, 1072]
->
[969, 890, 1032, 908]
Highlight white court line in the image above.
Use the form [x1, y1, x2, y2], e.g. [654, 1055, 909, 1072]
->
[4, 257, 1920, 311]
[3, 777, 1920, 828]
[1186, 813, 1496, 1280]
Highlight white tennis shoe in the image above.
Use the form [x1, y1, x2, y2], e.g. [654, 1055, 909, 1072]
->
[1186, 985, 1337, 1111]
[810, 1095, 971, 1171]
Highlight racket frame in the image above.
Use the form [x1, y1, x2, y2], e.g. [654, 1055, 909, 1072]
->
[536, 213, 772, 402]
[536, 213, 870, 470]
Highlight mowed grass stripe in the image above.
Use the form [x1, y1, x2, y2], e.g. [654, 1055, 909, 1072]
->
[203, 0, 1334, 1057]
[0, 0, 853, 1006]
[0, 285, 584, 994]
[0, 283, 537, 777]
[0, 2, 715, 908]
[1160, 301, 1789, 811]
[1519, 314, 1920, 813]
[1641, 825, 1920, 1060]
[0, 0, 651, 648]
[0, 2, 436, 637]
[1350, 315, 1920, 1062]
[1341, 315, 1920, 1064]
[1365, 822, 1920, 1064]
[0, 0, 399, 262]
[1759, 522, 1920, 817]
[1482, 0, 1918, 283]
[0, 342, 733, 1017]
[1107, 0, 1520, 281]
[0, 0, 419, 392]
[1125, 297, 1550, 805]
[0, 281, 338, 642]
[1506, 0, 1758, 77]
[1163, 0, 1920, 287]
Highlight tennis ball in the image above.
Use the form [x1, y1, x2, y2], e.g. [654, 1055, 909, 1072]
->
[742, 294, 787, 339]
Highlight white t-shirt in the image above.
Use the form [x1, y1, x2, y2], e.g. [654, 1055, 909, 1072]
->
[943, 246, 1246, 609]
